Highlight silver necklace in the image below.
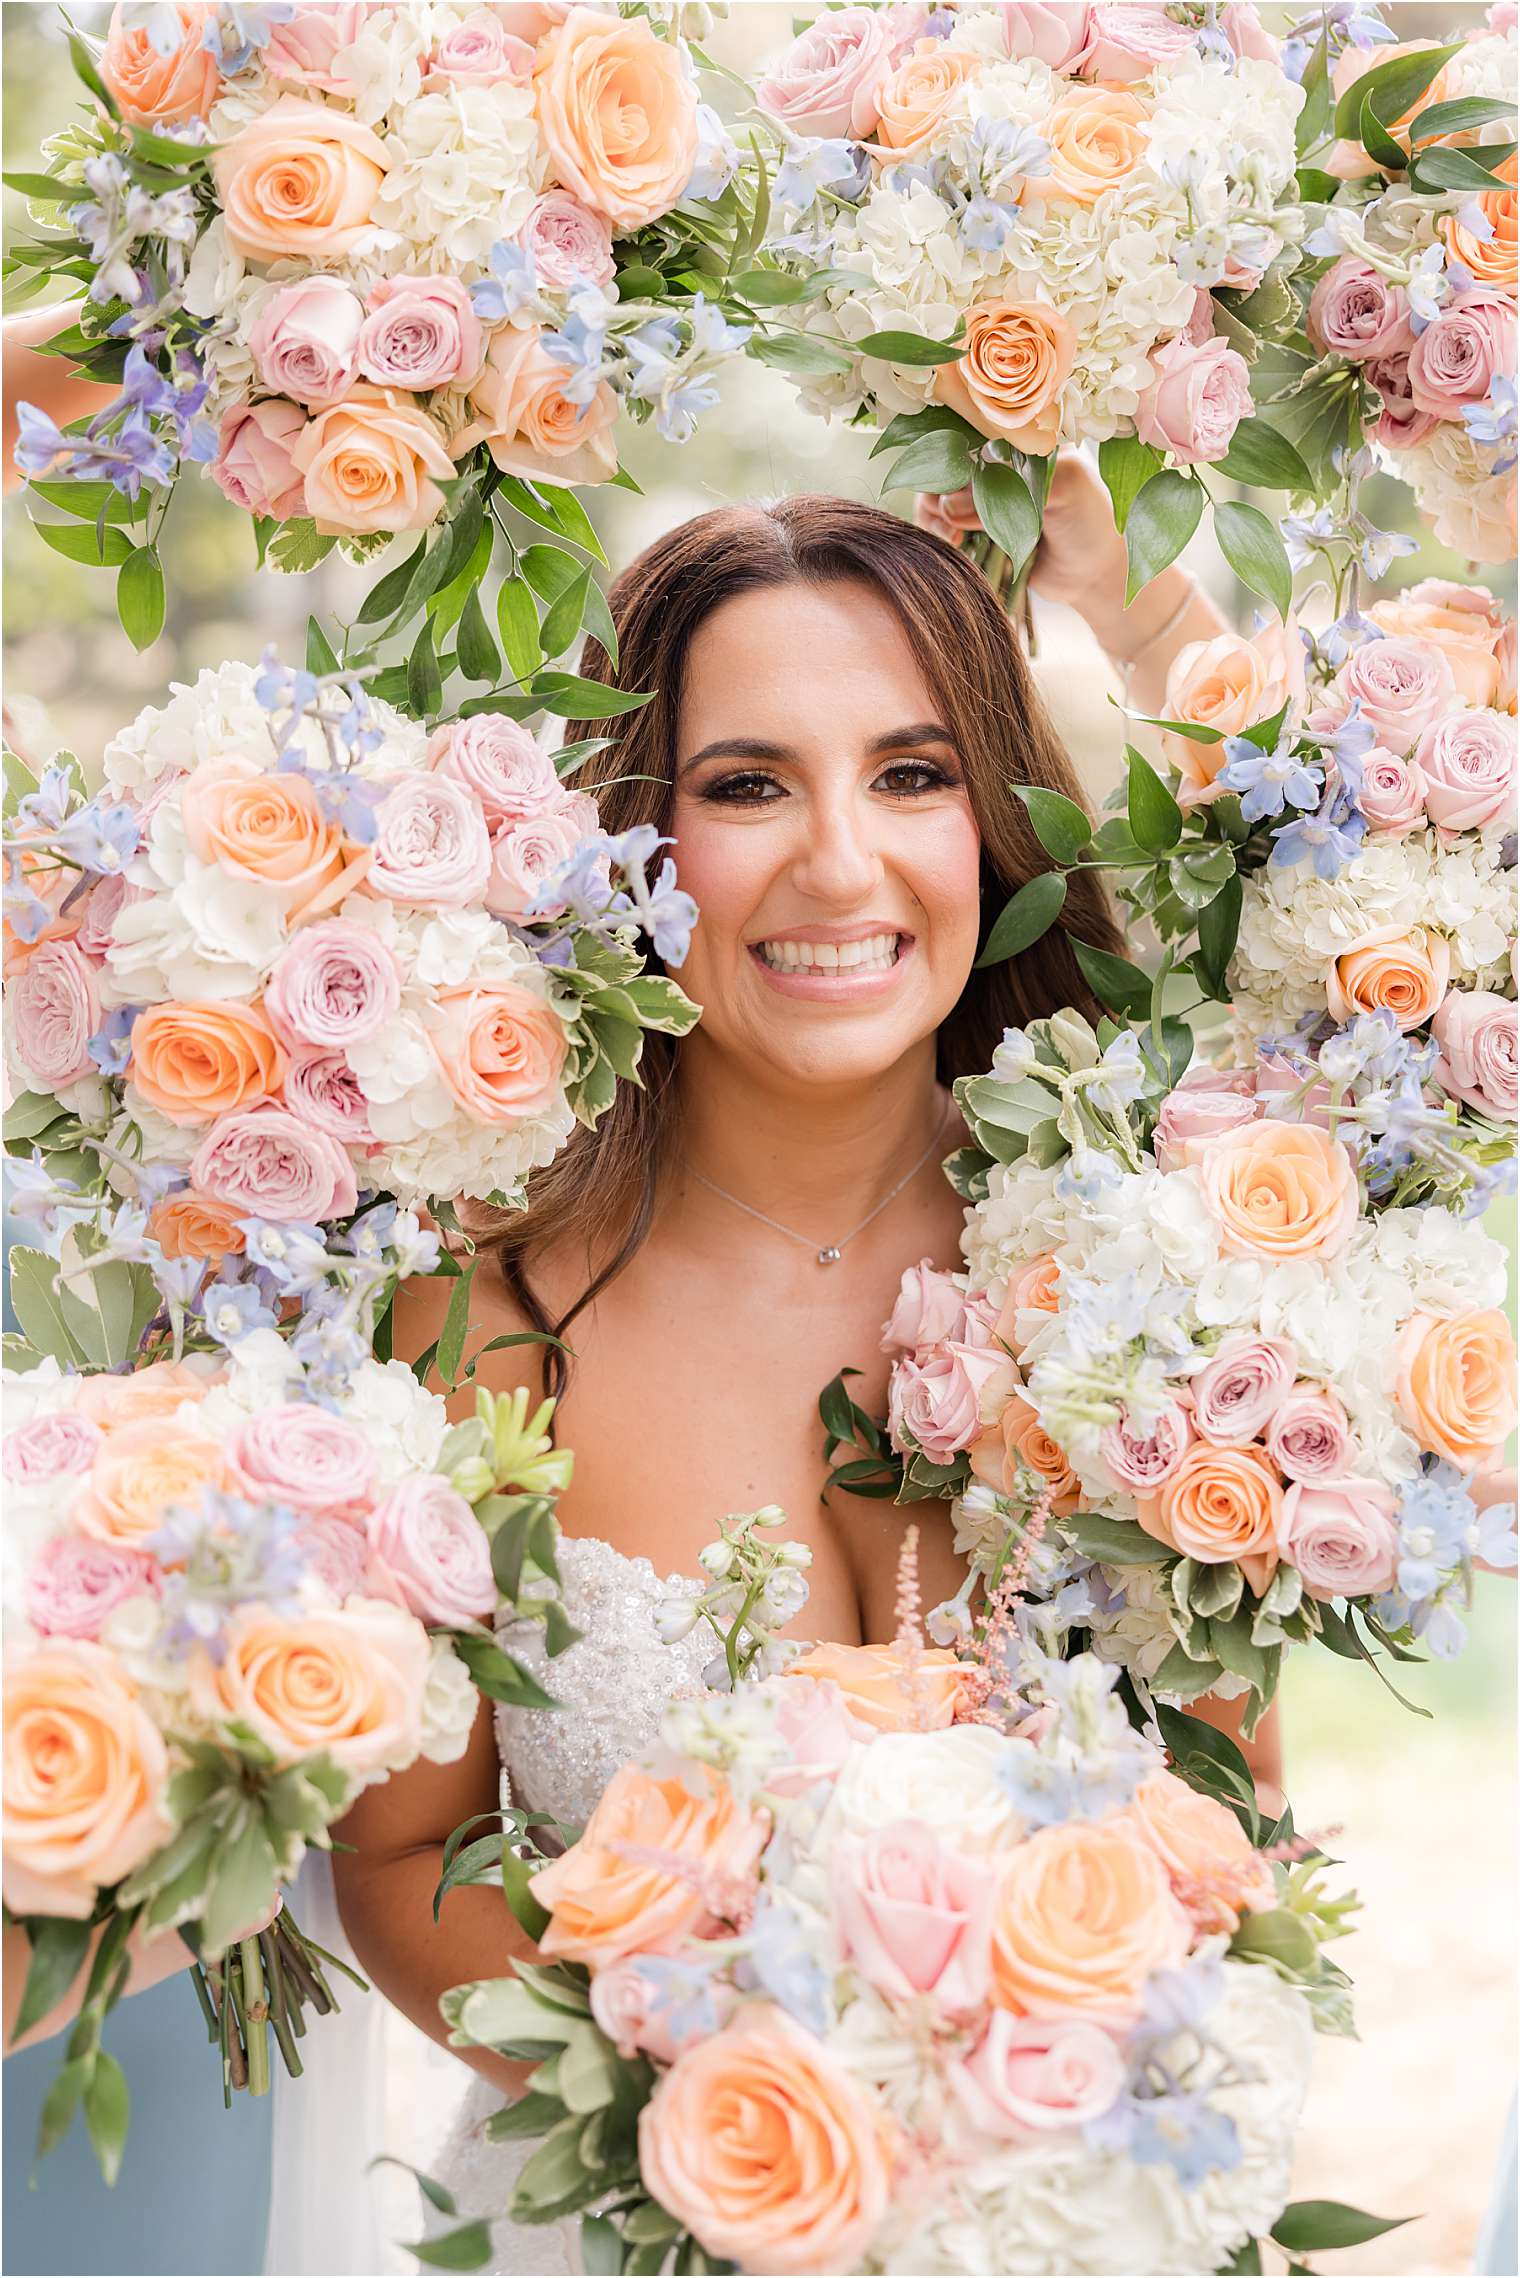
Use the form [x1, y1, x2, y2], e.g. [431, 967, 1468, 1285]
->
[687, 1108, 951, 1266]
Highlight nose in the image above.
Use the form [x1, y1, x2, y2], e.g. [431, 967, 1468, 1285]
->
[787, 782, 885, 906]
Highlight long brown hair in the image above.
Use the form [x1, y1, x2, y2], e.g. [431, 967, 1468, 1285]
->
[475, 495, 1121, 1386]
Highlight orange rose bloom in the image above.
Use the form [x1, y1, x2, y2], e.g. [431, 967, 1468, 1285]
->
[1138, 1442, 1282, 1596]
[213, 99, 389, 262]
[1200, 1119, 1359, 1262]
[532, 1762, 766, 1969]
[1325, 925, 1452, 1033]
[1124, 1771, 1274, 1934]
[990, 1818, 1191, 2019]
[533, 10, 698, 230]
[1042, 87, 1150, 204]
[460, 326, 619, 489]
[75, 1360, 208, 1429]
[292, 389, 457, 537]
[934, 299, 1075, 455]
[1161, 622, 1305, 801]
[1442, 153, 1517, 297]
[194, 1601, 427, 1780]
[129, 1000, 286, 1126]
[430, 982, 568, 1124]
[871, 42, 980, 157]
[994, 1253, 1061, 1350]
[76, 1419, 231, 1551]
[3, 1644, 174, 1920]
[969, 1394, 1082, 1511]
[179, 761, 354, 916]
[781, 1640, 978, 1732]
[148, 1189, 249, 1265]
[1396, 1308, 1518, 1469]
[101, 2, 218, 126]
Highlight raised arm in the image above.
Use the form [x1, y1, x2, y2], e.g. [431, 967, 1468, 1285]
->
[3, 302, 115, 491]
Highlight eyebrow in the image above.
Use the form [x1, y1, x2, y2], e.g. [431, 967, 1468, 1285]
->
[677, 722, 959, 777]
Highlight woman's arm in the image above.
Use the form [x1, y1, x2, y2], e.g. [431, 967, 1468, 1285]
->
[3, 302, 115, 491]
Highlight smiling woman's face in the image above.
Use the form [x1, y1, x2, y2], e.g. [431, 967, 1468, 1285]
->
[670, 577, 985, 1091]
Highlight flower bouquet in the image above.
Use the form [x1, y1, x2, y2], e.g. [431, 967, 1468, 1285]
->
[2, 654, 697, 1389]
[9, 0, 765, 649]
[754, 1, 1313, 611]
[3, 1333, 578, 2177]
[421, 1522, 1390, 2278]
[1266, 5, 1517, 560]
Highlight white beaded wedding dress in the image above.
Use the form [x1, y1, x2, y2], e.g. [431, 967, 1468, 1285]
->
[429, 1536, 712, 2276]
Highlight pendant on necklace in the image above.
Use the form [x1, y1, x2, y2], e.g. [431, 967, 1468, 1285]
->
[818, 1246, 842, 1266]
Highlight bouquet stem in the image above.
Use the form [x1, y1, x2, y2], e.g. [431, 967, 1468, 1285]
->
[238, 1937, 272, 2098]
[185, 1907, 362, 2108]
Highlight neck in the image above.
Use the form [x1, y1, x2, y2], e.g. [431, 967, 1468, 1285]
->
[674, 1034, 946, 1240]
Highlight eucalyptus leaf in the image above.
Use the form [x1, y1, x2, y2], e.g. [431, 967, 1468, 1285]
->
[975, 871, 1067, 968]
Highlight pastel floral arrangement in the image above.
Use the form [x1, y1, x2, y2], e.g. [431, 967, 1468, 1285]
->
[2, 1336, 578, 2175]
[871, 1009, 1517, 1720]
[754, 0, 1311, 602]
[425, 1521, 1385, 2278]
[1282, 5, 1517, 561]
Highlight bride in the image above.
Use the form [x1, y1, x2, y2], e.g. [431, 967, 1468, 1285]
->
[333, 476, 1266, 2269]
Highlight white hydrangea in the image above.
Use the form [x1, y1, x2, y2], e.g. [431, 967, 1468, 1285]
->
[419, 1633, 481, 1762]
[1387, 420, 1519, 566]
[961, 1158, 1072, 1298]
[373, 80, 546, 274]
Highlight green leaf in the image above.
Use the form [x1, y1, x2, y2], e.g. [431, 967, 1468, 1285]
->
[533, 673, 652, 722]
[1332, 42, 1461, 139]
[748, 328, 855, 376]
[356, 540, 425, 626]
[502, 1848, 553, 1944]
[854, 328, 964, 366]
[1221, 2242, 1263, 2277]
[198, 1814, 278, 1958]
[1411, 144, 1516, 192]
[27, 479, 148, 526]
[454, 1634, 558, 1710]
[116, 546, 165, 650]
[83, 2049, 130, 2187]
[868, 405, 973, 459]
[540, 566, 591, 661]
[733, 267, 810, 305]
[1014, 783, 1092, 863]
[1230, 1907, 1318, 1973]
[881, 427, 974, 495]
[503, 480, 607, 565]
[266, 520, 336, 576]
[404, 2221, 496, 2270]
[38, 2056, 90, 2162]
[370, 2157, 459, 2219]
[67, 26, 118, 114]
[1271, 2203, 1412, 2253]
[1097, 436, 1164, 533]
[580, 2215, 623, 2275]
[10, 1916, 94, 2047]
[1209, 1609, 1269, 1697]
[497, 576, 543, 681]
[1062, 1513, 1170, 1565]
[486, 2088, 564, 2141]
[1125, 745, 1183, 853]
[436, 1260, 476, 1390]
[57, 1256, 158, 1370]
[1358, 93, 1410, 174]
[1213, 418, 1313, 494]
[976, 871, 1067, 969]
[1411, 96, 1516, 143]
[407, 618, 444, 719]
[7, 1248, 86, 1367]
[970, 462, 1040, 583]
[1123, 471, 1204, 604]
[305, 617, 340, 676]
[2, 1089, 68, 1142]
[4, 171, 73, 201]
[1072, 939, 1152, 1020]
[1198, 874, 1243, 995]
[33, 519, 134, 567]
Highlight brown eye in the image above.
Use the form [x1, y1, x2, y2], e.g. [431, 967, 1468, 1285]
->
[702, 771, 785, 805]
[876, 760, 951, 796]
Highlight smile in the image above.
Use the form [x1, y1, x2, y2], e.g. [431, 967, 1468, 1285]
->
[755, 932, 904, 973]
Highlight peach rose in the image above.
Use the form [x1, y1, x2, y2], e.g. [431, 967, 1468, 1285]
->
[148, 1190, 249, 1265]
[638, 2007, 892, 2277]
[934, 299, 1075, 455]
[213, 99, 389, 262]
[1368, 580, 1508, 709]
[969, 1393, 1082, 1511]
[3, 1644, 174, 1920]
[430, 982, 568, 1125]
[870, 41, 980, 157]
[781, 1639, 978, 1732]
[460, 326, 619, 488]
[290, 388, 455, 537]
[74, 1361, 207, 1430]
[101, 3, 218, 125]
[194, 1600, 428, 1780]
[1199, 1119, 1359, 1262]
[1396, 1308, 1518, 1469]
[1042, 86, 1150, 204]
[1137, 1441, 1282, 1596]
[1161, 621, 1305, 800]
[75, 1419, 231, 1552]
[1325, 924, 1452, 1033]
[532, 10, 698, 230]
[128, 1001, 286, 1127]
[1124, 1770, 1273, 1934]
[989, 1818, 1191, 2020]
[1442, 152, 1517, 298]
[180, 761, 354, 917]
[532, 1762, 766, 1968]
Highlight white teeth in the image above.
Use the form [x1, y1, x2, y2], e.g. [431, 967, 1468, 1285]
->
[756, 933, 902, 974]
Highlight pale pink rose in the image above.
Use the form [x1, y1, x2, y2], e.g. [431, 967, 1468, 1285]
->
[1325, 638, 1456, 756]
[1079, 2, 1193, 79]
[292, 1512, 377, 1604]
[1414, 708, 1516, 832]
[832, 1819, 994, 2011]
[766, 1677, 864, 1798]
[430, 984, 568, 1124]
[283, 1053, 374, 1143]
[1499, 618, 1517, 713]
[231, 1405, 376, 1521]
[358, 277, 483, 393]
[190, 1105, 358, 1224]
[1152, 1066, 1259, 1171]
[366, 776, 493, 908]
[949, 2013, 1125, 2140]
[1100, 1401, 1193, 1493]
[1359, 747, 1429, 835]
[1433, 991, 1518, 1120]
[1266, 1388, 1352, 1483]
[1279, 1477, 1399, 1602]
[460, 326, 619, 489]
[3, 1413, 102, 1483]
[756, 5, 899, 138]
[493, 3, 574, 35]
[26, 1539, 157, 1641]
[1489, 1, 1518, 29]
[589, 1957, 733, 2065]
[1307, 258, 1413, 362]
[1364, 353, 1439, 450]
[1220, 3, 1278, 61]
[1191, 1335, 1297, 1445]
[249, 278, 363, 408]
[367, 1478, 496, 1627]
[915, 486, 982, 543]
[73, 870, 128, 960]
[1252, 1052, 1334, 1128]
[486, 803, 597, 920]
[1136, 335, 1252, 467]
[994, 4, 1091, 70]
[1409, 293, 1517, 420]
[518, 190, 616, 291]
[427, 11, 533, 82]
[263, 4, 365, 94]
[210, 398, 308, 521]
[263, 920, 402, 1054]
[9, 937, 100, 1087]
[882, 1259, 968, 1356]
[890, 1343, 1015, 1462]
[1368, 581, 1508, 708]
[427, 715, 564, 825]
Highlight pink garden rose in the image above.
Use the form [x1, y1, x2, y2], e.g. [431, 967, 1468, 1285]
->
[282, 1052, 374, 1143]
[293, 1513, 380, 1604]
[1080, 3, 1194, 79]
[231, 1405, 377, 1521]
[1099, 1401, 1193, 1493]
[1152, 1066, 1259, 1171]
[1220, 3, 1278, 61]
[74, 871, 128, 960]
[766, 1677, 864, 1797]
[756, 5, 901, 138]
[949, 2012, 1125, 2140]
[518, 191, 616, 290]
[1306, 258, 1412, 362]
[367, 1478, 495, 1627]
[832, 1819, 994, 2011]
[995, 4, 1091, 70]
[190, 1104, 358, 1223]
[1325, 637, 1457, 756]
[889, 1342, 1014, 1462]
[9, 937, 100, 1088]
[1135, 335, 1252, 466]
[590, 1956, 735, 2065]
[1278, 1477, 1399, 1602]
[248, 278, 363, 407]
[1409, 293, 1517, 420]
[366, 775, 493, 908]
[358, 276, 483, 393]
[210, 399, 307, 521]
[882, 1258, 968, 1355]
[1433, 991, 1518, 1120]
[1191, 1335, 1297, 1446]
[1358, 747, 1428, 835]
[427, 11, 533, 81]
[1252, 1051, 1334, 1128]
[26, 1539, 156, 1641]
[263, 921, 402, 1054]
[427, 715, 564, 825]
[263, 4, 365, 94]
[3, 1413, 102, 1484]
[486, 804, 597, 921]
[1414, 708, 1516, 832]
[1364, 353, 1439, 449]
[1266, 1388, 1353, 1483]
